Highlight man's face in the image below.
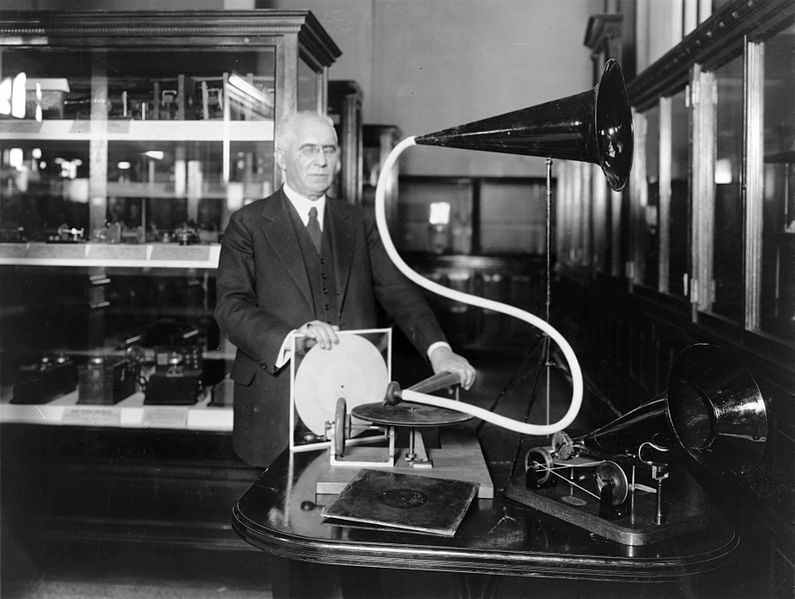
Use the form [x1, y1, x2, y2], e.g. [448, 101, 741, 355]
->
[277, 115, 339, 200]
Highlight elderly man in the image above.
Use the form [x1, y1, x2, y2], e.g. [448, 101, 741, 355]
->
[215, 110, 475, 468]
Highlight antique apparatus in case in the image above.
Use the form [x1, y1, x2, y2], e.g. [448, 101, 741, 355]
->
[12, 354, 78, 404]
[78, 353, 141, 405]
[144, 345, 204, 406]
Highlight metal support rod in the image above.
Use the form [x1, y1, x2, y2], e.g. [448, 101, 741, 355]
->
[655, 479, 664, 525]
[545, 157, 553, 429]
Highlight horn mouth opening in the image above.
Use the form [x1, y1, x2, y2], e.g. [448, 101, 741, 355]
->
[594, 59, 634, 192]
[666, 384, 716, 452]
[666, 344, 768, 476]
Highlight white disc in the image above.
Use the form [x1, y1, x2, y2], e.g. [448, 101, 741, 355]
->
[293, 334, 389, 436]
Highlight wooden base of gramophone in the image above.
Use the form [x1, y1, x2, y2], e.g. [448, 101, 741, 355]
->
[504, 467, 710, 546]
[315, 426, 494, 498]
[287, 330, 493, 499]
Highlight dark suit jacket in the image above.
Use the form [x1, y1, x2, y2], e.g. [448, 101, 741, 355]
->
[215, 188, 447, 467]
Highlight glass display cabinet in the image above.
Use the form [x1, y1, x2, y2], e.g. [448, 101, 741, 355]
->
[328, 80, 363, 205]
[0, 10, 341, 430]
[362, 124, 402, 222]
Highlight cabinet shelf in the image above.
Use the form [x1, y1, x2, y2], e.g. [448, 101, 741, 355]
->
[0, 119, 274, 142]
[105, 182, 268, 200]
[0, 242, 221, 269]
[0, 390, 232, 431]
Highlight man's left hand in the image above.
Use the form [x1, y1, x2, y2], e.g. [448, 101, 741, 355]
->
[428, 345, 476, 390]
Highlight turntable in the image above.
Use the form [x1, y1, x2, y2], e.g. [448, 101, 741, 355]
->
[288, 328, 494, 498]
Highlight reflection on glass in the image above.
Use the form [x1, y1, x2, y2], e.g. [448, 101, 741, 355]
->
[713, 55, 744, 321]
[669, 88, 690, 297]
[643, 104, 660, 289]
[397, 178, 471, 253]
[761, 24, 795, 340]
[480, 180, 546, 255]
[0, 50, 93, 242]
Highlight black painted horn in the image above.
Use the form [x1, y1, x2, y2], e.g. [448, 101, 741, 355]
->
[574, 344, 767, 476]
[414, 59, 634, 191]
[666, 343, 767, 476]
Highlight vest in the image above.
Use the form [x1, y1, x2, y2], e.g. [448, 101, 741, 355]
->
[286, 202, 340, 325]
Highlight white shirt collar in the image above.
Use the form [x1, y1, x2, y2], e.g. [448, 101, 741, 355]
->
[283, 183, 325, 231]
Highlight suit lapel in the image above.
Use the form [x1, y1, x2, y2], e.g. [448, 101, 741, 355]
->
[260, 190, 314, 310]
[327, 201, 355, 316]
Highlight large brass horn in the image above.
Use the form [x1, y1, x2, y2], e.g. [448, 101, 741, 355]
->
[414, 59, 634, 191]
[574, 344, 768, 476]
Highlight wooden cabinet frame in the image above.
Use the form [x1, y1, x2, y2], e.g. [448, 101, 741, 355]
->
[625, 0, 794, 341]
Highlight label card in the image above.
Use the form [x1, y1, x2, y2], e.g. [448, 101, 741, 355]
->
[87, 244, 148, 261]
[27, 244, 86, 259]
[150, 245, 211, 262]
[0, 244, 29, 258]
[62, 406, 121, 426]
[142, 406, 188, 429]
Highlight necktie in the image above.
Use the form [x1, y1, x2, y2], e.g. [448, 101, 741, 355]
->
[306, 206, 322, 254]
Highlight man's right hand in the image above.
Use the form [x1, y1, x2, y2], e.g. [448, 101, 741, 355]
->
[296, 320, 339, 350]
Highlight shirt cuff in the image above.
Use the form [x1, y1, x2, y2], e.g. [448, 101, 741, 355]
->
[426, 341, 451, 360]
[275, 331, 297, 369]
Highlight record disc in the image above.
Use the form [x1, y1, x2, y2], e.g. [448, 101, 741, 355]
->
[294, 334, 389, 436]
[352, 402, 471, 427]
[322, 468, 478, 537]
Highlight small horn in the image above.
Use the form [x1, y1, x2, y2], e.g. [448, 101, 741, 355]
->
[666, 343, 767, 476]
[574, 344, 767, 477]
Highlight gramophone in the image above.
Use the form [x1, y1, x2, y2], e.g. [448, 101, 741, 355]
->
[369, 59, 637, 445]
[288, 60, 767, 543]
[504, 343, 767, 545]
[351, 59, 768, 544]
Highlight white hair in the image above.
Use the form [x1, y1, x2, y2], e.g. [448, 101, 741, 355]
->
[276, 111, 337, 151]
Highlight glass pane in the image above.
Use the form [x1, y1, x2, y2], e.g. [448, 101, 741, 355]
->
[592, 164, 609, 273]
[396, 178, 472, 253]
[1, 47, 276, 242]
[1, 49, 94, 241]
[479, 180, 547, 255]
[297, 58, 319, 112]
[713, 55, 744, 321]
[669, 88, 690, 296]
[642, 105, 660, 288]
[0, 45, 275, 373]
[760, 24, 795, 339]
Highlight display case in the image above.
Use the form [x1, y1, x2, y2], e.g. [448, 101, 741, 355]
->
[328, 80, 363, 205]
[362, 124, 402, 222]
[0, 10, 341, 430]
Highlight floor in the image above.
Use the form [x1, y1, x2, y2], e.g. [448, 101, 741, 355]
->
[2, 544, 274, 598]
[0, 346, 788, 598]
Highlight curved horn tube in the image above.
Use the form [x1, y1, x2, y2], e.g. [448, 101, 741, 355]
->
[374, 137, 583, 436]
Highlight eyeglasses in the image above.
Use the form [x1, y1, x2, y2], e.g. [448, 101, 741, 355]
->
[297, 144, 339, 159]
